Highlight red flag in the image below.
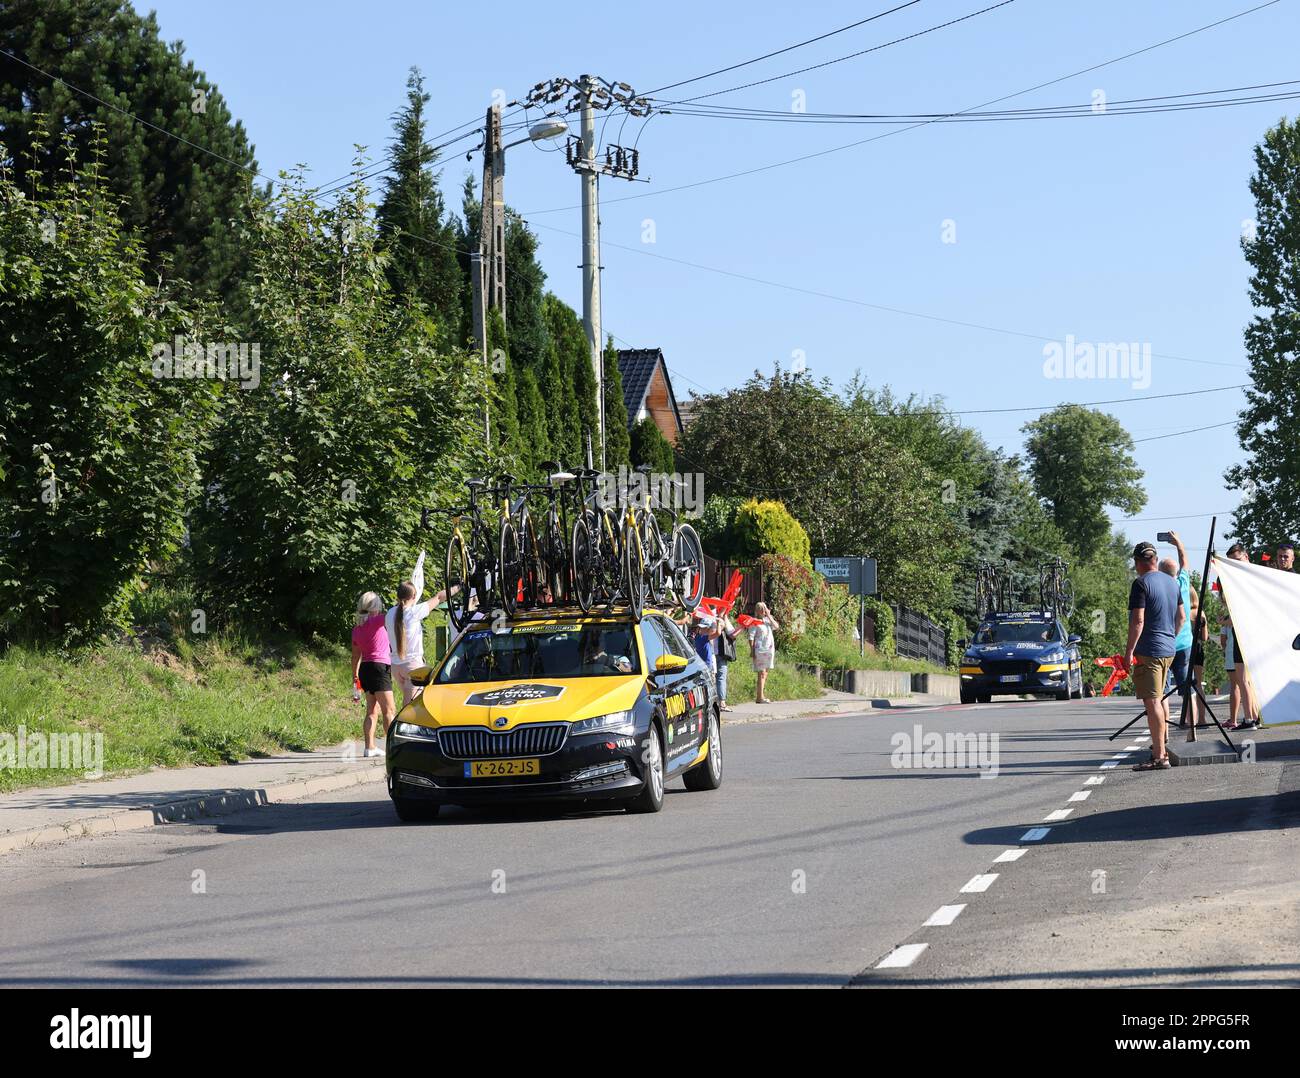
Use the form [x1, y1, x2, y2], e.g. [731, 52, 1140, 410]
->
[697, 570, 745, 618]
[1093, 654, 1130, 696]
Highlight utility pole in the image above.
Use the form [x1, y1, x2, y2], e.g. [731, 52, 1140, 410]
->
[523, 76, 651, 473]
[472, 103, 507, 449]
[482, 103, 507, 317]
[578, 76, 604, 470]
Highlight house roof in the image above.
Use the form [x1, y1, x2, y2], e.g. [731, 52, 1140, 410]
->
[616, 348, 682, 434]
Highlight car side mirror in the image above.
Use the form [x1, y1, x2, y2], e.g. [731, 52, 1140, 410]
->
[409, 665, 435, 686]
[1068, 635, 1081, 645]
[956, 638, 968, 651]
[652, 654, 689, 678]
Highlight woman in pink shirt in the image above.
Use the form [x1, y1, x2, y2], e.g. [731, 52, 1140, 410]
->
[351, 591, 395, 757]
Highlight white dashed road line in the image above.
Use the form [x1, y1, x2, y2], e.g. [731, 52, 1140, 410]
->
[960, 873, 999, 893]
[1068, 790, 1091, 802]
[1020, 827, 1051, 841]
[875, 943, 928, 969]
[923, 904, 966, 927]
[1044, 808, 1073, 821]
[993, 848, 1027, 863]
[1084, 775, 1104, 785]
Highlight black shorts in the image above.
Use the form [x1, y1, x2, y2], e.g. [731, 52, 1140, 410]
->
[1230, 636, 1246, 668]
[1191, 642, 1205, 667]
[358, 661, 392, 694]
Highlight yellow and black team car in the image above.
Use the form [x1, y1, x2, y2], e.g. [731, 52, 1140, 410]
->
[385, 609, 722, 821]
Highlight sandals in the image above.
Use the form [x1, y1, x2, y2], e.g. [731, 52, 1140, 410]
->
[1133, 756, 1171, 771]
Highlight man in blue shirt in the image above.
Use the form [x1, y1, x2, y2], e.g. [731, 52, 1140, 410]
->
[1126, 541, 1185, 771]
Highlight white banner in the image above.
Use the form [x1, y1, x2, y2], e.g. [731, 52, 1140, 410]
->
[1212, 555, 1300, 725]
[411, 550, 426, 599]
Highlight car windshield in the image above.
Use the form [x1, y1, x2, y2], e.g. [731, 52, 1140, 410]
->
[975, 621, 1060, 644]
[436, 622, 641, 683]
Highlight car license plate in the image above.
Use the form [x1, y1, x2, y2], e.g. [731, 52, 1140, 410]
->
[999, 675, 1023, 683]
[465, 758, 540, 778]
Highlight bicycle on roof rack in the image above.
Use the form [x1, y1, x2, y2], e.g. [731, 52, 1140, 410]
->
[434, 473, 527, 632]
[1039, 557, 1075, 622]
[569, 465, 624, 615]
[627, 467, 705, 619]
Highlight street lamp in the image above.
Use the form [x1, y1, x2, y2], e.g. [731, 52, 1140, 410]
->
[503, 117, 569, 150]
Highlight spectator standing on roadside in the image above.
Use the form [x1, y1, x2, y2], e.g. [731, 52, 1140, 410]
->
[1184, 592, 1210, 728]
[351, 591, 395, 758]
[715, 613, 739, 713]
[691, 614, 719, 682]
[1161, 531, 1195, 717]
[1126, 541, 1185, 771]
[748, 601, 780, 704]
[386, 581, 453, 709]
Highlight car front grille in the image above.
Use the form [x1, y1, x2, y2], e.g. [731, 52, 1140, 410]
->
[979, 660, 1040, 677]
[438, 724, 568, 759]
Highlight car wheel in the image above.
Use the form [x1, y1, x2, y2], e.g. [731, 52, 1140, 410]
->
[976, 692, 991, 704]
[392, 795, 441, 823]
[960, 683, 976, 704]
[626, 723, 665, 813]
[683, 710, 723, 791]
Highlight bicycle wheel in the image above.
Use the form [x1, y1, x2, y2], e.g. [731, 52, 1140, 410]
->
[597, 509, 622, 608]
[622, 518, 645, 621]
[445, 530, 471, 632]
[544, 510, 567, 605]
[671, 523, 705, 612]
[642, 511, 667, 608]
[570, 515, 596, 613]
[518, 509, 542, 610]
[499, 518, 521, 618]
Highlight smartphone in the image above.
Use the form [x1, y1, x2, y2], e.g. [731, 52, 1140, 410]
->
[1157, 531, 1173, 543]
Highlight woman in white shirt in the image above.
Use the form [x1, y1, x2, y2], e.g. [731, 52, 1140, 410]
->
[386, 581, 447, 708]
[747, 601, 780, 704]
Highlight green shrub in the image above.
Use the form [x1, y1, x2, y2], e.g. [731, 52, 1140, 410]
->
[733, 499, 811, 565]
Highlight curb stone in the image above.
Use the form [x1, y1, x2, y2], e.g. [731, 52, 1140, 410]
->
[0, 761, 386, 856]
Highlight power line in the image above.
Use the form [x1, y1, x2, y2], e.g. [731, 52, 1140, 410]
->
[643, 1, 925, 96]
[657, 0, 1018, 106]
[521, 0, 1283, 216]
[1130, 420, 1237, 444]
[516, 210, 1246, 371]
[661, 81, 1300, 124]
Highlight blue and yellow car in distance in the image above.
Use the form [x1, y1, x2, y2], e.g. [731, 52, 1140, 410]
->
[957, 610, 1084, 704]
[386, 609, 722, 821]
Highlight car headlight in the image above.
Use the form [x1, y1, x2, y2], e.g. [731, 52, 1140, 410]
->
[571, 710, 635, 736]
[391, 721, 439, 742]
[1041, 650, 1066, 664]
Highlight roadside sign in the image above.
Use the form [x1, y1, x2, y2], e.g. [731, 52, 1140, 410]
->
[815, 556, 877, 596]
[815, 557, 853, 583]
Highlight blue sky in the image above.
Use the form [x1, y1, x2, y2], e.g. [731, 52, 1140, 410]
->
[144, 0, 1297, 561]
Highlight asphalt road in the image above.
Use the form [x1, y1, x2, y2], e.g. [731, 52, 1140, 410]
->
[0, 696, 1154, 988]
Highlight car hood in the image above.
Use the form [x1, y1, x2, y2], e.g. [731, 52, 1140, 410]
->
[965, 641, 1064, 661]
[402, 675, 645, 730]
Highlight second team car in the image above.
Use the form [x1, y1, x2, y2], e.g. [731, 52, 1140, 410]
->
[385, 608, 722, 821]
[958, 609, 1084, 704]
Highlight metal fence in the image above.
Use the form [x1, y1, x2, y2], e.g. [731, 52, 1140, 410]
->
[701, 555, 765, 613]
[891, 604, 948, 667]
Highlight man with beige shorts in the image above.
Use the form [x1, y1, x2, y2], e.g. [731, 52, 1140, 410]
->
[1125, 540, 1185, 770]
